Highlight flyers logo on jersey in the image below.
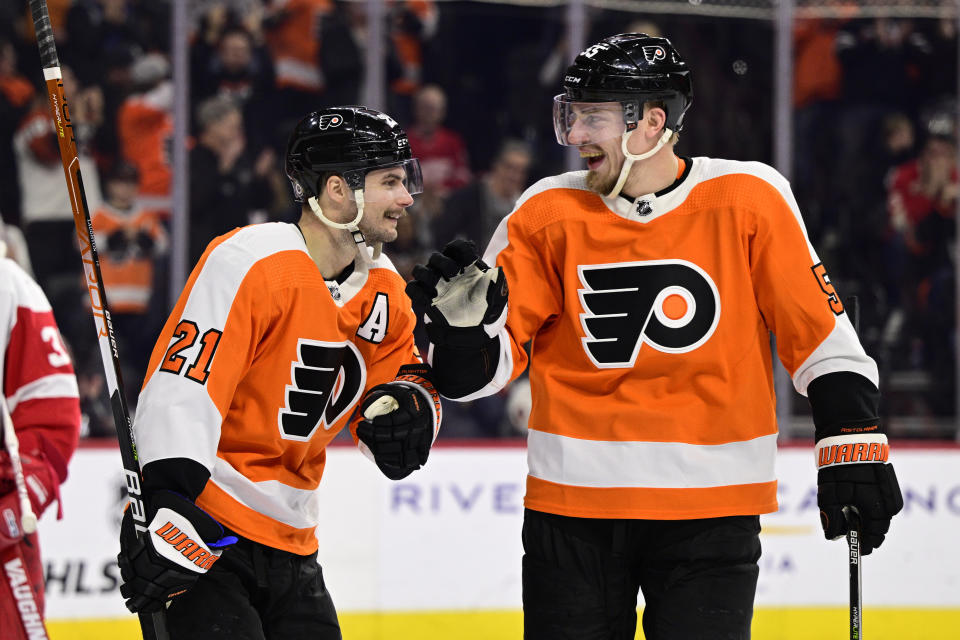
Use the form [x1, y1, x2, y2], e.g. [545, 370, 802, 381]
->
[578, 260, 721, 368]
[318, 114, 343, 130]
[278, 339, 367, 441]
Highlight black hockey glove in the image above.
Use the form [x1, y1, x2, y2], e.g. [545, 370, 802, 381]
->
[816, 424, 903, 555]
[357, 383, 435, 480]
[118, 490, 237, 613]
[405, 240, 508, 349]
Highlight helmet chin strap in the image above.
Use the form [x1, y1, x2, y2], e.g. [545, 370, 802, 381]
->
[605, 128, 674, 200]
[307, 190, 383, 262]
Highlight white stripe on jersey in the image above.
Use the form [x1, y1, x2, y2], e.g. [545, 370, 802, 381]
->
[6, 374, 79, 413]
[210, 457, 319, 530]
[527, 428, 778, 489]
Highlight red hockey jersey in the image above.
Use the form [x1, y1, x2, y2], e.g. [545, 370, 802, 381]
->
[0, 259, 80, 481]
[467, 157, 877, 520]
[134, 223, 437, 554]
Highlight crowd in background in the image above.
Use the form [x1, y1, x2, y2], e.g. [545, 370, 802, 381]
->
[0, 0, 956, 440]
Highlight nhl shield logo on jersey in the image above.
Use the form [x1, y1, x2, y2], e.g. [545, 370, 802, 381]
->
[577, 259, 720, 368]
[318, 114, 343, 130]
[278, 339, 367, 441]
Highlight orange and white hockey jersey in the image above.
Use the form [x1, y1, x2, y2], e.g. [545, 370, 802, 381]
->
[465, 157, 877, 520]
[134, 223, 438, 554]
[91, 204, 168, 314]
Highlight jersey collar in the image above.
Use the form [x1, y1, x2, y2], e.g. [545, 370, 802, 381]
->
[601, 156, 694, 224]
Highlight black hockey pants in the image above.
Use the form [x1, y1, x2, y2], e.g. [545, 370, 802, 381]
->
[164, 532, 341, 639]
[522, 509, 761, 640]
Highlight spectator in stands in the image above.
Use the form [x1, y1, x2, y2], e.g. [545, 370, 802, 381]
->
[262, 0, 333, 146]
[885, 109, 957, 411]
[317, 0, 365, 106]
[90, 161, 168, 396]
[14, 66, 102, 300]
[189, 94, 275, 267]
[408, 84, 471, 196]
[0, 34, 35, 227]
[386, 0, 437, 122]
[118, 52, 174, 213]
[433, 139, 532, 248]
[192, 15, 275, 150]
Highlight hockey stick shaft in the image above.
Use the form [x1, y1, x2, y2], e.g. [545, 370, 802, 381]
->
[1, 543, 51, 639]
[843, 506, 863, 639]
[26, 2, 166, 638]
[1, 397, 37, 535]
[843, 295, 862, 639]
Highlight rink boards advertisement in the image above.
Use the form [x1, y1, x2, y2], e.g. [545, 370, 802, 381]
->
[39, 443, 960, 620]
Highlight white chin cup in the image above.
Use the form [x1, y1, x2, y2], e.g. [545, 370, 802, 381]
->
[605, 128, 674, 200]
[307, 190, 381, 261]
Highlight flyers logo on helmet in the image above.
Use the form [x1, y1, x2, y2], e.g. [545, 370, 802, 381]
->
[642, 46, 666, 62]
[318, 114, 343, 130]
[278, 339, 367, 441]
[578, 260, 720, 368]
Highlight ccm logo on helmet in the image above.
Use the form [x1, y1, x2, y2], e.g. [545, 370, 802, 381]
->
[578, 259, 720, 368]
[318, 114, 343, 130]
[642, 45, 666, 62]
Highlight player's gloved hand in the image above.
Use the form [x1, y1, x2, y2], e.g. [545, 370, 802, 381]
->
[133, 230, 155, 255]
[405, 240, 508, 349]
[0, 449, 60, 520]
[118, 490, 237, 613]
[106, 230, 129, 259]
[816, 430, 903, 555]
[357, 383, 435, 480]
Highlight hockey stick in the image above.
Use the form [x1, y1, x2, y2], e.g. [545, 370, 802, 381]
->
[843, 505, 862, 639]
[844, 295, 862, 639]
[1, 397, 37, 536]
[26, 2, 166, 638]
[1, 396, 51, 638]
[1, 544, 50, 639]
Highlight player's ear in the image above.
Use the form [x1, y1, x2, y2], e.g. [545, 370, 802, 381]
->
[324, 175, 349, 203]
[644, 105, 667, 138]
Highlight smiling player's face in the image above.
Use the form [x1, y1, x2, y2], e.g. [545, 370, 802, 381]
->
[357, 166, 415, 244]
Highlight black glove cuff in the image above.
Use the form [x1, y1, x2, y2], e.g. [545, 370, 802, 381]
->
[814, 417, 884, 444]
[425, 322, 495, 350]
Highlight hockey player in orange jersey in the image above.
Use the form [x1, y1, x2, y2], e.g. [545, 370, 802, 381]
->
[408, 34, 904, 639]
[117, 106, 441, 639]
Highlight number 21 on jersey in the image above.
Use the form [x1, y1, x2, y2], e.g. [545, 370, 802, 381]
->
[159, 320, 223, 385]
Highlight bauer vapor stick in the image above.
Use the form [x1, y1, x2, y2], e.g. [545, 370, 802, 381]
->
[844, 295, 862, 639]
[1, 396, 50, 639]
[27, 2, 167, 638]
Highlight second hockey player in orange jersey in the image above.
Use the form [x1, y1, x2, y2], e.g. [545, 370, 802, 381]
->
[408, 34, 904, 640]
[117, 107, 441, 640]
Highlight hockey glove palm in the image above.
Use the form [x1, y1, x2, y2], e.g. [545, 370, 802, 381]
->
[816, 430, 903, 555]
[118, 490, 237, 613]
[405, 240, 508, 349]
[357, 383, 435, 480]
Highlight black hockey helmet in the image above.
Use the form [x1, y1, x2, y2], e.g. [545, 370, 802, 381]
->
[554, 33, 693, 145]
[285, 106, 423, 201]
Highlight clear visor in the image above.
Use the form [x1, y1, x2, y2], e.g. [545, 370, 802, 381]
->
[344, 158, 424, 204]
[553, 95, 629, 146]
